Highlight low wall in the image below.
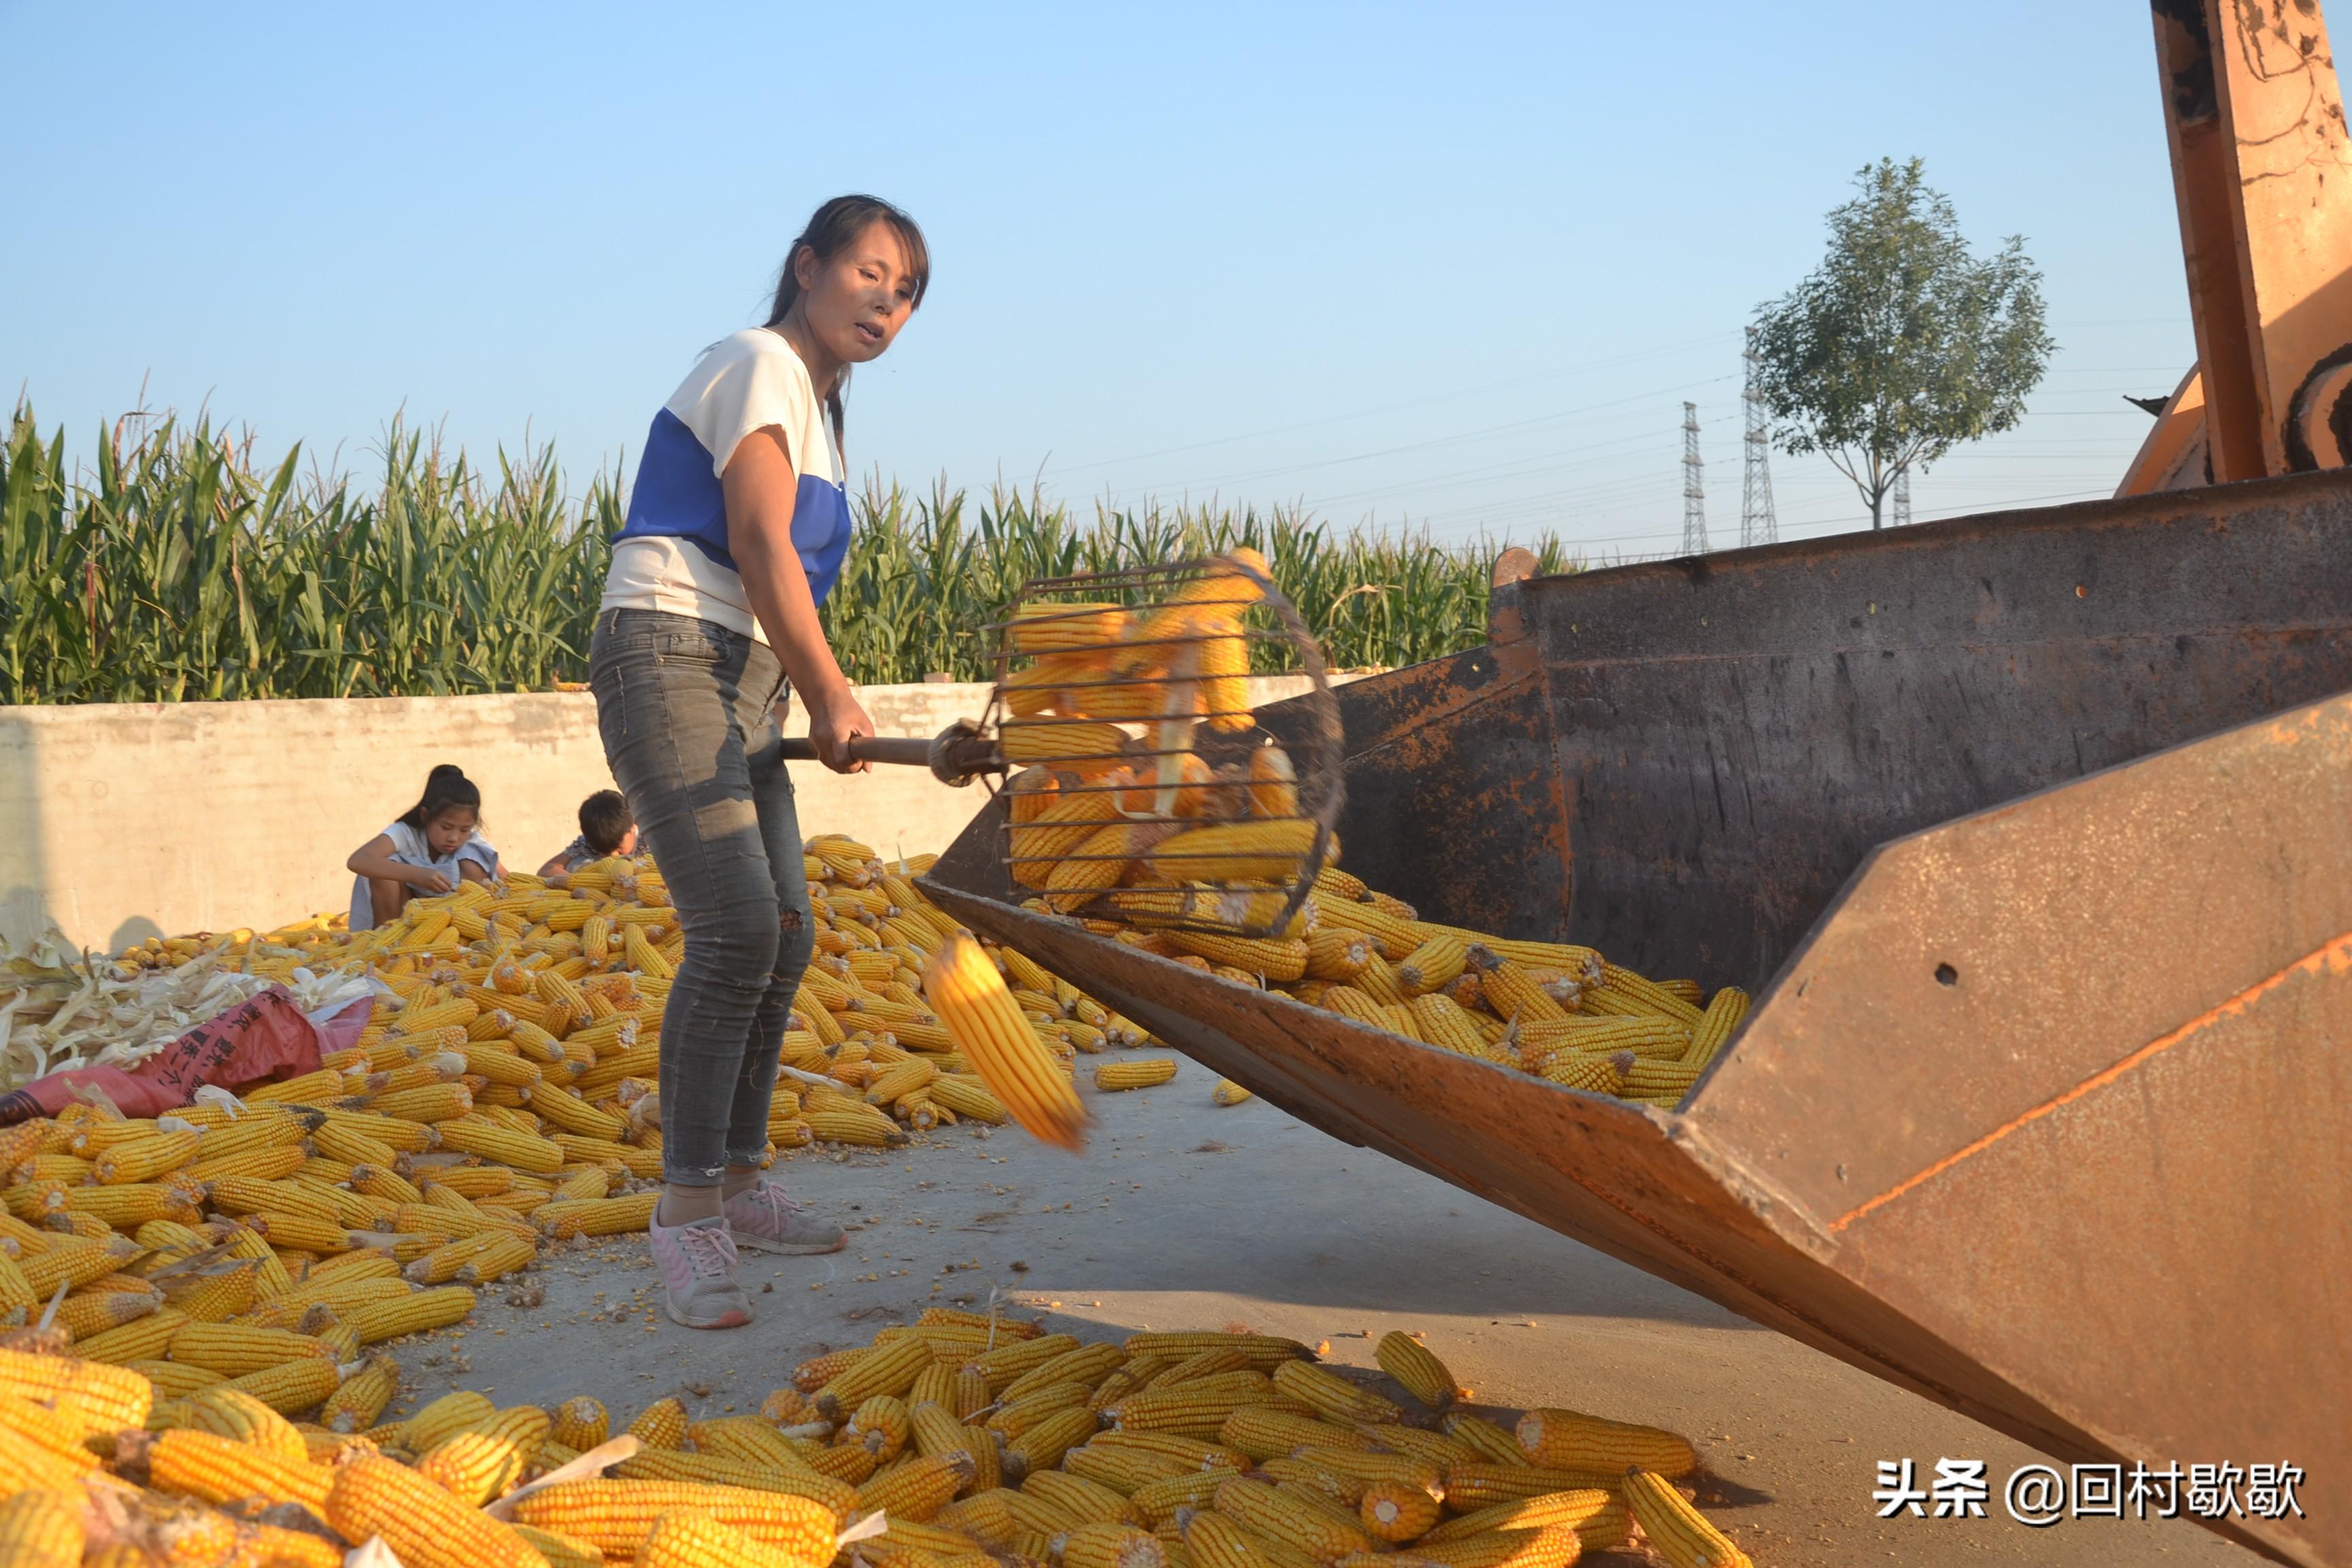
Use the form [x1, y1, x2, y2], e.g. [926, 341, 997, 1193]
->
[0, 675, 1344, 953]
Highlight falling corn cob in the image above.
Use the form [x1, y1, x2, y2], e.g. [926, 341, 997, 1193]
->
[924, 933, 1089, 1153]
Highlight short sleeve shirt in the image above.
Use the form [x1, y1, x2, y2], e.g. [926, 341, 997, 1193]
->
[601, 329, 854, 642]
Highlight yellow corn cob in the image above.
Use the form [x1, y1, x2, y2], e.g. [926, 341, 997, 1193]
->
[0, 1490, 82, 1568]
[166, 1321, 333, 1377]
[535, 1192, 659, 1240]
[1437, 1465, 1617, 1509]
[506, 1523, 602, 1568]
[1263, 1457, 1360, 1506]
[1621, 1469, 1747, 1567]
[434, 1116, 564, 1173]
[1002, 1405, 1099, 1478]
[1441, 1416, 1531, 1469]
[626, 1394, 690, 1448]
[417, 1403, 551, 1505]
[1094, 1058, 1179, 1092]
[1514, 1408, 1695, 1477]
[1124, 1332, 1311, 1371]
[1215, 1475, 1373, 1565]
[612, 1449, 858, 1521]
[1209, 1079, 1254, 1107]
[927, 1075, 1009, 1124]
[344, 1284, 474, 1343]
[75, 1305, 191, 1364]
[92, 1130, 201, 1184]
[549, 1393, 608, 1450]
[178, 1384, 310, 1460]
[1023, 1467, 1142, 1526]
[1682, 987, 1749, 1071]
[859, 1452, 972, 1521]
[1165, 932, 1309, 981]
[1218, 1407, 1367, 1463]
[1182, 1509, 1285, 1568]
[365, 1081, 474, 1123]
[924, 934, 1088, 1154]
[1270, 1361, 1400, 1426]
[148, 1424, 333, 1512]
[321, 1354, 399, 1433]
[1359, 1480, 1443, 1544]
[54, 1283, 161, 1341]
[1063, 1522, 1171, 1568]
[634, 1509, 820, 1568]
[1390, 1525, 1582, 1568]
[1011, 601, 1128, 655]
[806, 1108, 911, 1147]
[846, 1392, 913, 1460]
[1145, 820, 1320, 883]
[1421, 1491, 1628, 1553]
[1111, 1381, 1293, 1439]
[1395, 934, 1471, 997]
[1373, 1331, 1460, 1411]
[1066, 1441, 1190, 1493]
[998, 719, 1135, 777]
[327, 1452, 546, 1568]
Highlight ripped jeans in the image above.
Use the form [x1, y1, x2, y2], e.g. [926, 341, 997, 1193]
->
[589, 608, 815, 1187]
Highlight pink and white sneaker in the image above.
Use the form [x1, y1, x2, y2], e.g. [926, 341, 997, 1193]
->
[723, 1183, 847, 1256]
[647, 1212, 751, 1328]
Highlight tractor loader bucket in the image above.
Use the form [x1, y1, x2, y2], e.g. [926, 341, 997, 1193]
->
[919, 470, 2352, 1567]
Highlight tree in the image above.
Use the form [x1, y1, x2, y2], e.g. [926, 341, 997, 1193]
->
[1751, 159, 2053, 529]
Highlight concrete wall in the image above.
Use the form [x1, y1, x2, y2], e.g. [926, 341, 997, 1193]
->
[0, 675, 1342, 953]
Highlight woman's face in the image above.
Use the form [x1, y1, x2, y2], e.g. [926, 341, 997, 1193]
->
[425, 808, 476, 858]
[796, 220, 919, 365]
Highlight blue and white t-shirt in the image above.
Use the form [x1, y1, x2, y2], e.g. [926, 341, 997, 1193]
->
[602, 329, 854, 642]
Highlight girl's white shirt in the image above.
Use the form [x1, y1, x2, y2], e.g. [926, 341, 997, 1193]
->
[348, 820, 499, 930]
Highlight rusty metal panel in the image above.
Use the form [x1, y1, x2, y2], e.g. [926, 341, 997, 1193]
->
[1507, 472, 2352, 992]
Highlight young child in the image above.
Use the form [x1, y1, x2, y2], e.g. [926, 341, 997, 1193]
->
[540, 789, 638, 879]
[346, 765, 502, 929]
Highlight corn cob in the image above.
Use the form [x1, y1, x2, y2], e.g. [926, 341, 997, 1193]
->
[148, 1424, 333, 1512]
[344, 1284, 474, 1343]
[218, 1354, 343, 1415]
[623, 1394, 691, 1449]
[1262, 1457, 1362, 1506]
[434, 1116, 564, 1173]
[1387, 1525, 1582, 1568]
[1210, 1079, 1254, 1107]
[860, 1452, 973, 1521]
[998, 719, 1137, 776]
[1373, 1332, 1459, 1411]
[1437, 1414, 1531, 1469]
[1269, 1361, 1400, 1426]
[1215, 1475, 1373, 1565]
[417, 1403, 551, 1504]
[1513, 1408, 1694, 1478]
[1681, 987, 1749, 1071]
[165, 1321, 333, 1377]
[1024, 1467, 1144, 1526]
[614, 1447, 858, 1520]
[326, 1452, 546, 1568]
[175, 1383, 310, 1458]
[1422, 1492, 1627, 1552]
[320, 1354, 399, 1433]
[1145, 820, 1320, 883]
[1438, 1464, 1618, 1509]
[1068, 1441, 1192, 1494]
[635, 1509, 820, 1568]
[1218, 1408, 1369, 1463]
[1182, 1508, 1286, 1568]
[924, 934, 1088, 1153]
[1002, 1405, 1100, 1477]
[1620, 1469, 1746, 1567]
[1359, 1480, 1443, 1543]
[0, 1490, 82, 1568]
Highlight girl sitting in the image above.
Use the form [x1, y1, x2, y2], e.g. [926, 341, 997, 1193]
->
[346, 765, 501, 929]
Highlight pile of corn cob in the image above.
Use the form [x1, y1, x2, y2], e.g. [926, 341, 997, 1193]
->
[1071, 864, 1746, 1111]
[0, 1309, 1750, 1567]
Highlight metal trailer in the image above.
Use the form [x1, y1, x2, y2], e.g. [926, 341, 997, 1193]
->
[922, 472, 2352, 1568]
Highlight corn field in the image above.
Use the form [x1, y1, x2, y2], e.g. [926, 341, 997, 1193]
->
[0, 403, 1578, 704]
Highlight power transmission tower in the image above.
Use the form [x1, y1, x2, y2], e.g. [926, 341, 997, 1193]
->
[1681, 402, 1709, 554]
[1891, 462, 1912, 527]
[1740, 327, 1778, 547]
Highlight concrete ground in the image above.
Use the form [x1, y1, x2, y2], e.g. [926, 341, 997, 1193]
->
[397, 1059, 2257, 1568]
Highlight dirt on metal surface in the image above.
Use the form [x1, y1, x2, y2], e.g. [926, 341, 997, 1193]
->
[928, 474, 2352, 1567]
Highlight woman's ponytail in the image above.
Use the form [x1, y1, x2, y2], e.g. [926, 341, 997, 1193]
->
[399, 764, 482, 829]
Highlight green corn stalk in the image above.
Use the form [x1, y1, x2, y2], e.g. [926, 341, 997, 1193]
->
[1, 399, 1575, 704]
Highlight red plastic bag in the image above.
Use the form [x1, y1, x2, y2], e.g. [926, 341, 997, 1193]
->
[0, 986, 357, 1124]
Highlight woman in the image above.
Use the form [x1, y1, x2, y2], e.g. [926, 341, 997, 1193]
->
[593, 195, 928, 1328]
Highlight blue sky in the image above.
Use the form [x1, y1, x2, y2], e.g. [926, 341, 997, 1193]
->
[3, 3, 2190, 557]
